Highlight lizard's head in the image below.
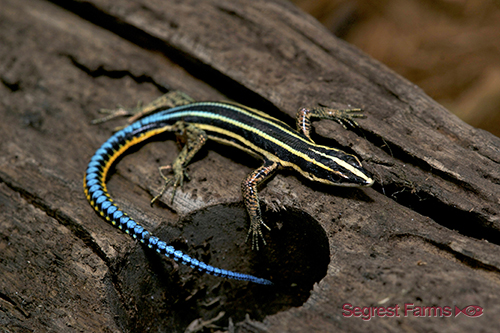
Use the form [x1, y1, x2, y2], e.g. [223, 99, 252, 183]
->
[298, 146, 374, 187]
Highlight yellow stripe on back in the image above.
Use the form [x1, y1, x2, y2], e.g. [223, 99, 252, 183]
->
[200, 102, 340, 150]
[195, 120, 337, 174]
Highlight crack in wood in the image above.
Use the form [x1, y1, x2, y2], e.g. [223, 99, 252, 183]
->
[388, 232, 500, 275]
[65, 54, 170, 92]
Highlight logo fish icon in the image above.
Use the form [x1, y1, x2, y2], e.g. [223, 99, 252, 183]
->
[455, 305, 483, 318]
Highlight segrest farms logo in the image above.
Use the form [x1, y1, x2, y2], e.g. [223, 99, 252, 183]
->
[342, 303, 483, 321]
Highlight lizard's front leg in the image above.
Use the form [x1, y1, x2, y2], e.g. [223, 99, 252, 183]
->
[296, 106, 365, 141]
[242, 159, 279, 250]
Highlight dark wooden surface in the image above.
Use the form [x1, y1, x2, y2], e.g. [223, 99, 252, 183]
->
[1, 0, 499, 332]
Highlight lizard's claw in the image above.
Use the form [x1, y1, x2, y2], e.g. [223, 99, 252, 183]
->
[315, 107, 365, 129]
[150, 164, 189, 205]
[246, 217, 270, 251]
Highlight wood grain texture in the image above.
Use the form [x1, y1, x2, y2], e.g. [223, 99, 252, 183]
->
[1, 0, 499, 331]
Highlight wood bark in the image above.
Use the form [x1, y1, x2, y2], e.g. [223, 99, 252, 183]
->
[1, 0, 499, 332]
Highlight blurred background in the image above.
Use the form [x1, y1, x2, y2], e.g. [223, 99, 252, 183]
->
[291, 0, 500, 137]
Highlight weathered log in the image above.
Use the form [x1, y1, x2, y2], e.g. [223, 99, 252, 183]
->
[1, 0, 498, 331]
